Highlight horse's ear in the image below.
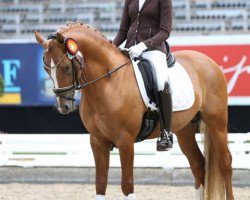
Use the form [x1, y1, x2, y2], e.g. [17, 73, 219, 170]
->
[56, 33, 65, 45]
[34, 31, 45, 46]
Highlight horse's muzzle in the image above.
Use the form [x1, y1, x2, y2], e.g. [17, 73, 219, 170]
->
[56, 101, 76, 114]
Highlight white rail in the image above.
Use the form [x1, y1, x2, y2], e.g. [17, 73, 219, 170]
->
[0, 133, 249, 169]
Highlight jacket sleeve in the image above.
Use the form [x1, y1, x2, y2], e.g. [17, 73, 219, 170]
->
[144, 0, 172, 50]
[113, 0, 131, 47]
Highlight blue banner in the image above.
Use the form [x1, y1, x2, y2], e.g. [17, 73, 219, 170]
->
[0, 42, 57, 106]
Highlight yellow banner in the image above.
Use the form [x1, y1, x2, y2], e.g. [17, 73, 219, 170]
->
[0, 93, 21, 104]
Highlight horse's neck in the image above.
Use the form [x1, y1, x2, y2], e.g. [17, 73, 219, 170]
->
[70, 31, 128, 95]
[75, 34, 115, 74]
[74, 35, 125, 81]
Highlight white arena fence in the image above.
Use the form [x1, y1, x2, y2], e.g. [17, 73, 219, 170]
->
[0, 133, 249, 169]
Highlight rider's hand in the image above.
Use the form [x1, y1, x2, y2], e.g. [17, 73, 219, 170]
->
[129, 42, 147, 59]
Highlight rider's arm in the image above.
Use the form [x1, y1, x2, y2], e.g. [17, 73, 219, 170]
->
[113, 0, 131, 47]
[143, 0, 172, 50]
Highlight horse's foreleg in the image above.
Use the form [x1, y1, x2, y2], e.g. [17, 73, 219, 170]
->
[90, 134, 112, 199]
[176, 123, 205, 199]
[117, 134, 135, 199]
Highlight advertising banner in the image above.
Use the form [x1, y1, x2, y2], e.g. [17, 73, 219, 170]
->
[0, 35, 250, 106]
[172, 45, 250, 105]
[0, 43, 53, 106]
[0, 42, 81, 106]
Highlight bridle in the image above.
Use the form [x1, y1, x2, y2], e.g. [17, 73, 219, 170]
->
[44, 33, 131, 101]
[44, 34, 82, 101]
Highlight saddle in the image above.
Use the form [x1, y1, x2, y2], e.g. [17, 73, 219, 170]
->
[136, 59, 158, 142]
[165, 41, 175, 68]
[120, 43, 176, 143]
[135, 43, 176, 143]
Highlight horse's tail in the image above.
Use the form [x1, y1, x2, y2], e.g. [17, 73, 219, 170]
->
[200, 120, 225, 200]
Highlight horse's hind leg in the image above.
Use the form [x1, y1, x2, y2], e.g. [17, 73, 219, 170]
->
[202, 108, 234, 200]
[90, 134, 112, 199]
[175, 122, 205, 199]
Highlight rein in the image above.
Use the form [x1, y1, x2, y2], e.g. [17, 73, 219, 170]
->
[75, 60, 131, 90]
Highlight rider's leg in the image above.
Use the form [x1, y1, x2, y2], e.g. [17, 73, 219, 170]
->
[157, 81, 173, 150]
[141, 50, 173, 151]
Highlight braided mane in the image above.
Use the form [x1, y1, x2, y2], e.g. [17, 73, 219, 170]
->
[57, 21, 108, 41]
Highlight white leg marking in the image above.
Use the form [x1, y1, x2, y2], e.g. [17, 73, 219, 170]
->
[124, 193, 136, 200]
[95, 194, 105, 200]
[195, 185, 204, 200]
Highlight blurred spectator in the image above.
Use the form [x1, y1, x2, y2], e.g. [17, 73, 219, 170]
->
[0, 74, 4, 97]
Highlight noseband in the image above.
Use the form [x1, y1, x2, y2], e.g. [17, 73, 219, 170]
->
[44, 33, 131, 101]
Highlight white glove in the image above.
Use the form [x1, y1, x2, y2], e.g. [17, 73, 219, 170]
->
[129, 42, 147, 59]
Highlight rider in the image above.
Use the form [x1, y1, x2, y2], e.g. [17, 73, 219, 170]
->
[113, 0, 173, 151]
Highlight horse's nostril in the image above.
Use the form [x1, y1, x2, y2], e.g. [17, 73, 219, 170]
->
[63, 105, 69, 111]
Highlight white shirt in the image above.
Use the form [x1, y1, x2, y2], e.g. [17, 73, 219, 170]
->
[139, 0, 146, 11]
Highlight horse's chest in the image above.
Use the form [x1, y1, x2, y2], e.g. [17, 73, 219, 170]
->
[80, 106, 114, 135]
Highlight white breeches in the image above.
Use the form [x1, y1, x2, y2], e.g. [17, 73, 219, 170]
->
[141, 50, 168, 91]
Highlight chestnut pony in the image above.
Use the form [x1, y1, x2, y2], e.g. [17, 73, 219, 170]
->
[35, 22, 234, 200]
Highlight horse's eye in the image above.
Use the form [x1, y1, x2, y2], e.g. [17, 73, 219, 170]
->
[62, 65, 71, 74]
[48, 47, 53, 52]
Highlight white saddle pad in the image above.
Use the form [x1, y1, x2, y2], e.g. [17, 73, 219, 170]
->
[132, 60, 195, 112]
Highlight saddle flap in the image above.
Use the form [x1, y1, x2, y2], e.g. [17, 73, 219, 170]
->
[137, 59, 158, 105]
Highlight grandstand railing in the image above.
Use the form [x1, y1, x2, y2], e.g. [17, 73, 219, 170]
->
[0, 133, 249, 169]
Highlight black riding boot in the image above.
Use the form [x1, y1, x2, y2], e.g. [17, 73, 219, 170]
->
[157, 82, 173, 151]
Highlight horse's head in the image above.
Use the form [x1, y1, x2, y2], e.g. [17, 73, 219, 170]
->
[35, 31, 82, 114]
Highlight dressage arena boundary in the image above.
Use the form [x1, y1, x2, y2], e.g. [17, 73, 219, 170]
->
[0, 133, 249, 169]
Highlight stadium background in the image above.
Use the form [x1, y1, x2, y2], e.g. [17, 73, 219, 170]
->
[0, 0, 250, 133]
